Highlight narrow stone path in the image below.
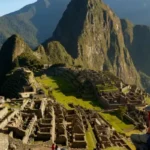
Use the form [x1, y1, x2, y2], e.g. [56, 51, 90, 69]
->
[51, 106, 55, 143]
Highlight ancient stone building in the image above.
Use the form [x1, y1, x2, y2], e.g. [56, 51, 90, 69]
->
[0, 95, 132, 150]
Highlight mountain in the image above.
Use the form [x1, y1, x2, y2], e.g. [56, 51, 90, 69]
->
[44, 41, 73, 65]
[121, 19, 150, 91]
[0, 35, 31, 83]
[121, 19, 150, 76]
[104, 0, 150, 25]
[1, 0, 148, 90]
[49, 0, 141, 86]
[0, 0, 70, 48]
[0, 35, 44, 85]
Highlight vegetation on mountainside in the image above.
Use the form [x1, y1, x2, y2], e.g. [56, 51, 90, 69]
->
[0, 0, 70, 48]
[17, 51, 43, 71]
[45, 41, 73, 66]
[117, 106, 127, 120]
[52, 0, 141, 86]
[121, 19, 150, 91]
[34, 45, 49, 64]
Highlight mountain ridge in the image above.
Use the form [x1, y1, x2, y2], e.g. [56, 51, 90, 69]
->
[0, 0, 70, 48]
[50, 0, 141, 86]
[2, 0, 150, 91]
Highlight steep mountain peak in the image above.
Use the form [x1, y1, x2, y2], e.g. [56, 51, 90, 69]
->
[52, 0, 141, 86]
[0, 34, 31, 61]
[0, 35, 32, 83]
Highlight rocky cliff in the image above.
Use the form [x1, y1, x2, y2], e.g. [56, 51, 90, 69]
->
[50, 0, 141, 86]
[1, 68, 36, 98]
[0, 35, 30, 83]
[121, 19, 150, 76]
[121, 19, 150, 91]
[0, 35, 43, 85]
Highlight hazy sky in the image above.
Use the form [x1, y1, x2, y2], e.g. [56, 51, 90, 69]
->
[0, 0, 37, 16]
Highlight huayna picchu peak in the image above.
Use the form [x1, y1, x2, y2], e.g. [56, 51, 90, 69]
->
[50, 0, 141, 86]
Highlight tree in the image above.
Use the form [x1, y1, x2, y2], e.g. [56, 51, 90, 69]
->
[118, 106, 127, 120]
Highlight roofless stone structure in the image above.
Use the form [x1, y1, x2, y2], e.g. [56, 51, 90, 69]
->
[0, 94, 131, 149]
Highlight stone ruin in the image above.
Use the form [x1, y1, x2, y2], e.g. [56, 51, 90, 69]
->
[98, 87, 146, 109]
[124, 105, 146, 130]
[0, 95, 132, 149]
[0, 96, 87, 149]
[82, 108, 130, 150]
[46, 66, 147, 110]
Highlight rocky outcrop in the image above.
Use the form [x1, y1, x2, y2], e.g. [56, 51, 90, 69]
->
[121, 19, 150, 91]
[44, 41, 73, 65]
[0, 35, 44, 86]
[121, 19, 150, 76]
[50, 0, 141, 86]
[0, 35, 31, 83]
[33, 45, 49, 64]
[1, 68, 37, 98]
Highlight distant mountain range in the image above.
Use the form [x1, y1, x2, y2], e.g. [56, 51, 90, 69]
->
[0, 0, 149, 50]
[0, 0, 70, 48]
[104, 0, 150, 25]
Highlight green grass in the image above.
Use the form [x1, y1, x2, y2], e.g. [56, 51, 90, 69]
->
[86, 123, 97, 150]
[145, 96, 150, 104]
[96, 84, 118, 92]
[36, 76, 101, 110]
[100, 112, 135, 134]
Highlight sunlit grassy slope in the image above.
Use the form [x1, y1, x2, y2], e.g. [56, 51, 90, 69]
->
[145, 96, 150, 104]
[36, 75, 101, 110]
[100, 113, 135, 134]
[86, 123, 97, 150]
[36, 75, 136, 150]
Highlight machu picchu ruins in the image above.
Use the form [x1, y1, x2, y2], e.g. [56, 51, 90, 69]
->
[0, 66, 149, 150]
[0, 93, 131, 150]
[47, 66, 147, 109]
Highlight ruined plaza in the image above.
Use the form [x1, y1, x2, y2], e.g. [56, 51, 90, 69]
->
[0, 93, 131, 150]
[0, 66, 148, 149]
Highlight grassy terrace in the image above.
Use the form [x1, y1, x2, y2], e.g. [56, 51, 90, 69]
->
[145, 96, 150, 104]
[36, 75, 136, 150]
[36, 75, 101, 110]
[86, 123, 97, 150]
[96, 84, 118, 92]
